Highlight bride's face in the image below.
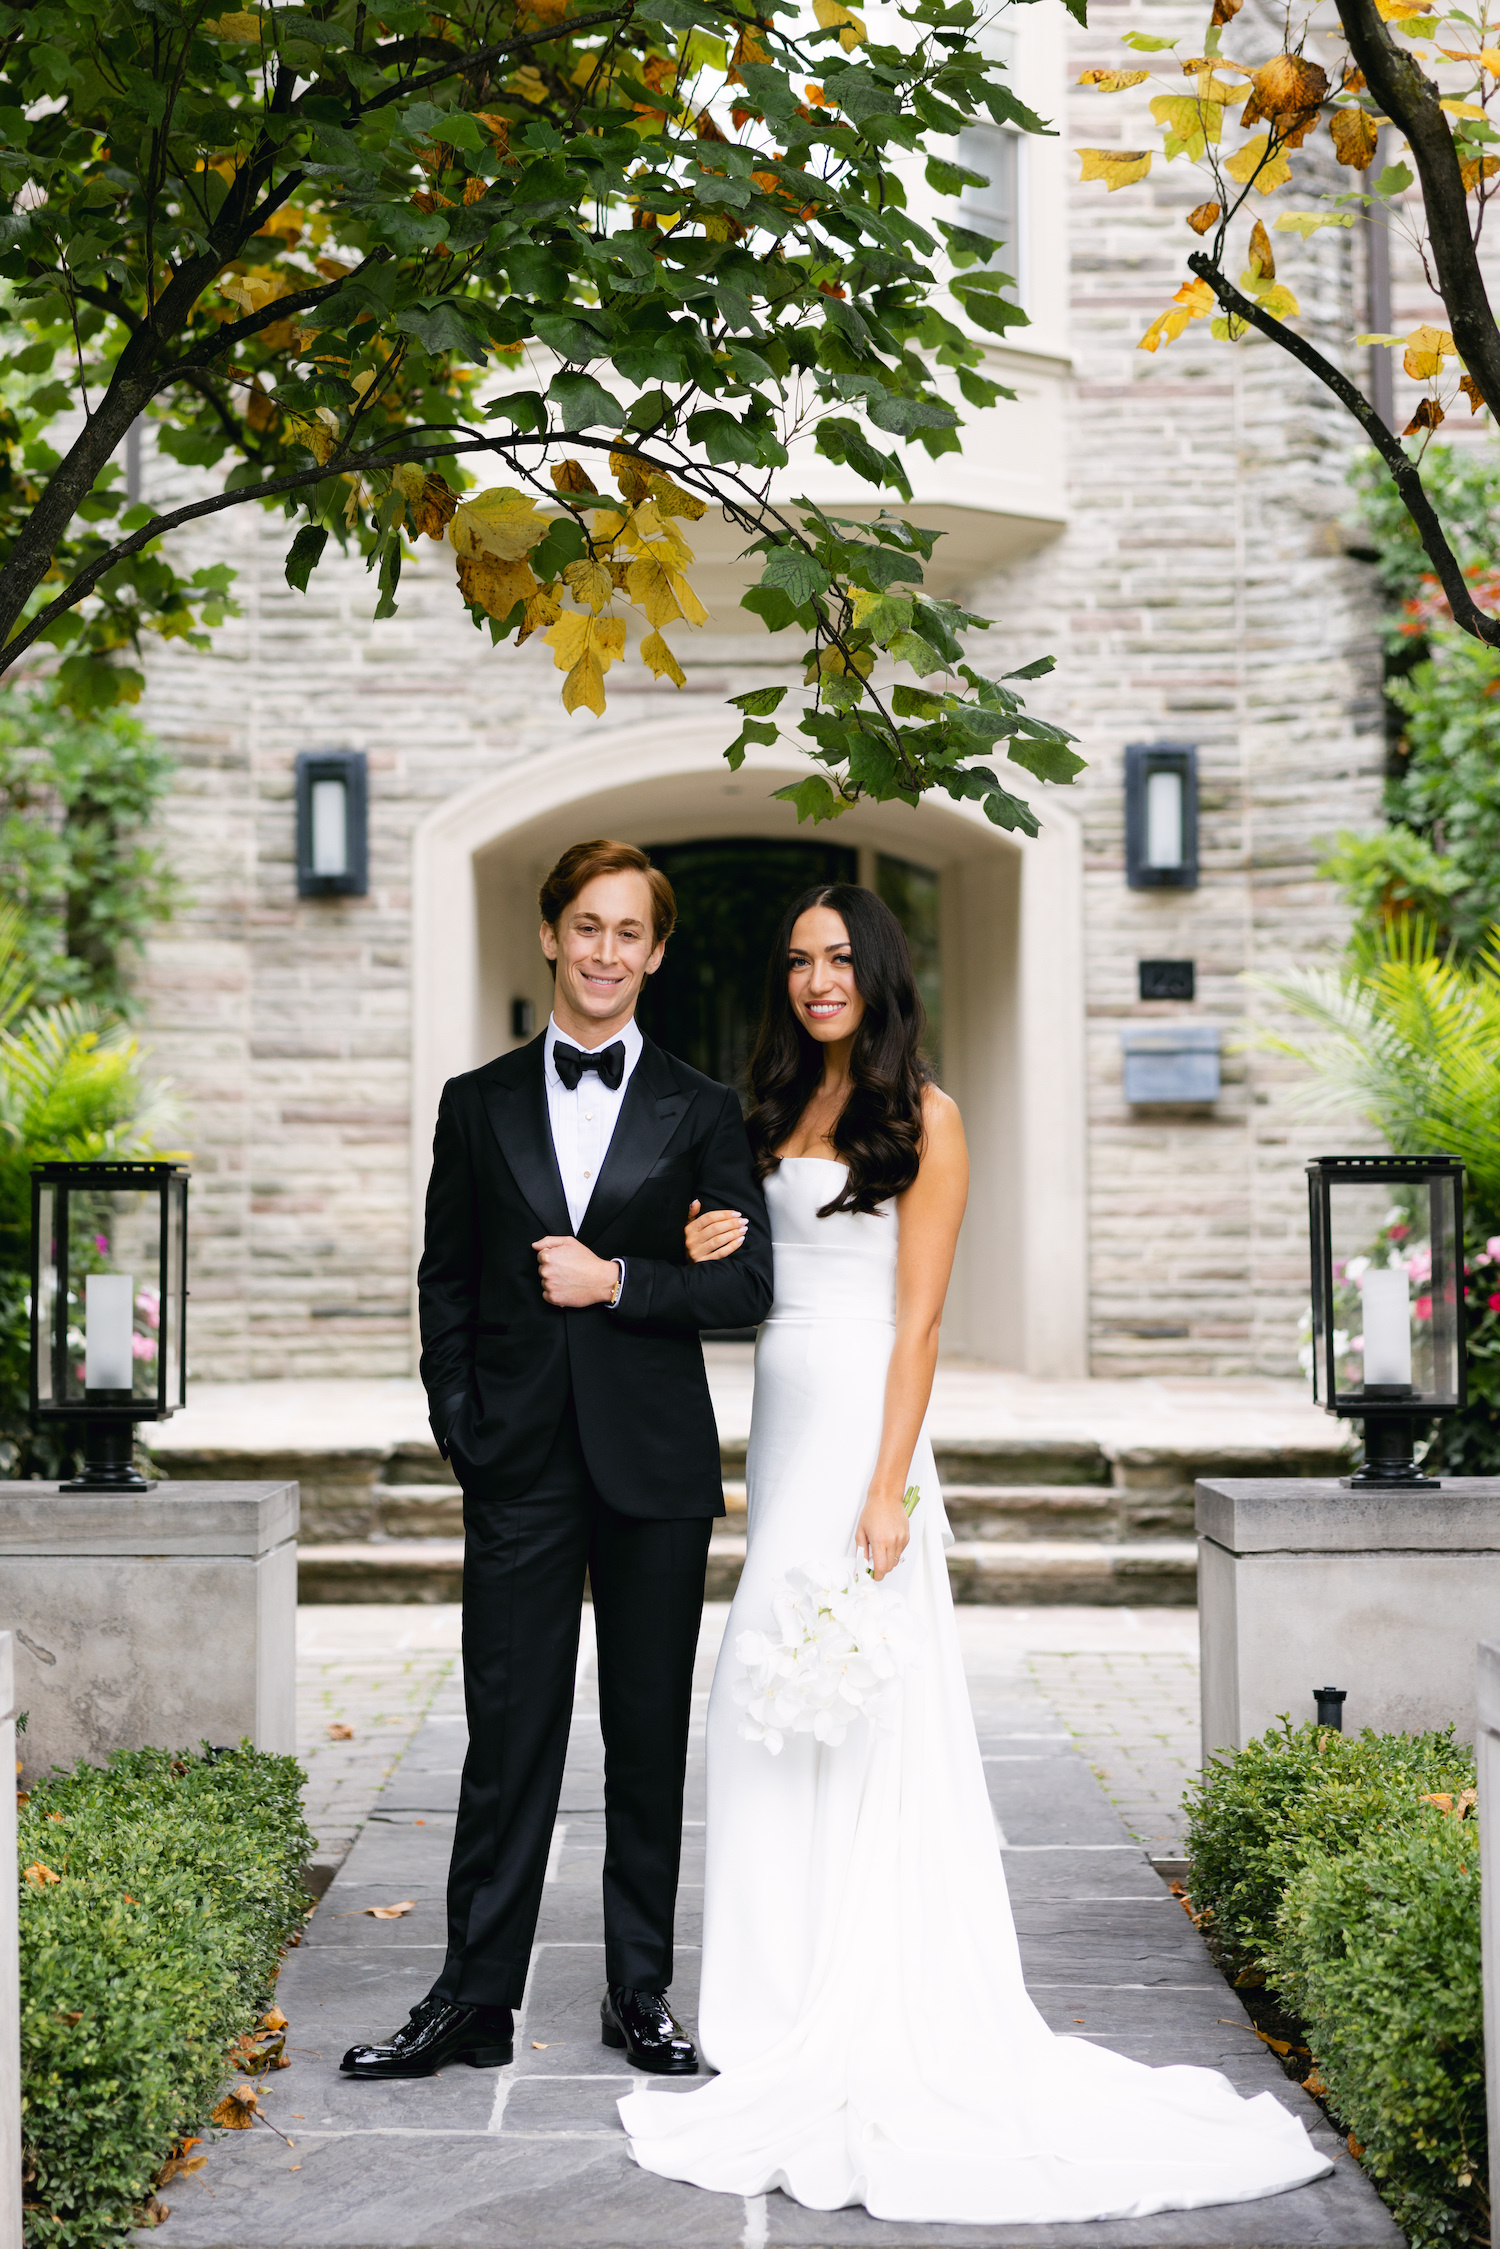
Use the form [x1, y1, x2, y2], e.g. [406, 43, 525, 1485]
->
[787, 906, 866, 1047]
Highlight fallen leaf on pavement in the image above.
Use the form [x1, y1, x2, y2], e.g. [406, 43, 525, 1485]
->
[325, 1724, 354, 1741]
[211, 2085, 259, 2129]
[363, 1900, 418, 1919]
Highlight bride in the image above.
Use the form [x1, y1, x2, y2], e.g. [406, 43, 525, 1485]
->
[617, 881, 1330, 2225]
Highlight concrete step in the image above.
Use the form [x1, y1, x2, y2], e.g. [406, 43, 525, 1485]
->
[296, 1534, 1198, 1607]
[158, 1428, 1343, 1543]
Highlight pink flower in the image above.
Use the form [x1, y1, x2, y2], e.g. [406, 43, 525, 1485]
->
[93, 1234, 109, 1256]
[1490, 1291, 1500, 1316]
[1387, 1224, 1410, 1242]
[1415, 1295, 1433, 1321]
[135, 1289, 160, 1332]
[130, 1333, 157, 1362]
[1488, 1236, 1500, 1263]
[1407, 1246, 1433, 1286]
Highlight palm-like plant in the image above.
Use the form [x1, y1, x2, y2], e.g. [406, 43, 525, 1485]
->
[1250, 921, 1500, 1217]
[1251, 919, 1500, 1475]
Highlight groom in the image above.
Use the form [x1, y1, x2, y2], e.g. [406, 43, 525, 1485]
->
[342, 838, 773, 2081]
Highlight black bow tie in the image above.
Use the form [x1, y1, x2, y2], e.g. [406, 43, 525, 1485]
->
[553, 1039, 625, 1092]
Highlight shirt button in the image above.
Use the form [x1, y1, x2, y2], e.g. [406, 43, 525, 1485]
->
[584, 1111, 593, 1120]
[583, 1169, 591, 1178]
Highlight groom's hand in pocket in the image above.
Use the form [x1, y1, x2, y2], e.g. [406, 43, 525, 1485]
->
[533, 1236, 622, 1307]
[684, 1199, 749, 1264]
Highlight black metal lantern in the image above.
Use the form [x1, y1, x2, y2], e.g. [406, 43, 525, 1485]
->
[29, 1161, 189, 1491]
[1306, 1153, 1465, 1488]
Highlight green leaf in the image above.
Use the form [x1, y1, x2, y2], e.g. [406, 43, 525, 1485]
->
[729, 685, 789, 716]
[395, 299, 491, 364]
[887, 629, 948, 675]
[924, 156, 992, 197]
[891, 684, 945, 717]
[686, 407, 767, 464]
[814, 415, 913, 501]
[771, 775, 847, 822]
[863, 392, 959, 437]
[1008, 735, 1087, 784]
[284, 524, 329, 593]
[547, 372, 626, 430]
[760, 546, 832, 605]
[726, 716, 781, 768]
[1004, 656, 1056, 681]
[740, 583, 804, 633]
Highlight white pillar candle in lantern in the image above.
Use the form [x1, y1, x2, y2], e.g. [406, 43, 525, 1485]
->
[310, 776, 350, 877]
[1360, 1265, 1412, 1387]
[85, 1273, 135, 1392]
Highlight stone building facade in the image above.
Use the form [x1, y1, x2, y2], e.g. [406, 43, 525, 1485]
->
[128, 0, 1415, 1390]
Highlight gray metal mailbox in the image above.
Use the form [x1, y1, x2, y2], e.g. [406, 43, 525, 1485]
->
[1121, 1022, 1221, 1105]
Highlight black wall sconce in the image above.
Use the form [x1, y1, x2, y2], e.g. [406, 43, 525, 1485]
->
[296, 750, 368, 898]
[1125, 744, 1198, 890]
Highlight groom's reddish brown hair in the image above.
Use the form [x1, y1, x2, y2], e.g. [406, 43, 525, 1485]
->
[538, 838, 677, 947]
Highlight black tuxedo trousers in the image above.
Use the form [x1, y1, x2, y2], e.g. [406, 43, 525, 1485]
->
[433, 1400, 712, 2008]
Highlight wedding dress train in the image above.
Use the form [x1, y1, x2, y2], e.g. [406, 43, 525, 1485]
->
[619, 1157, 1329, 2223]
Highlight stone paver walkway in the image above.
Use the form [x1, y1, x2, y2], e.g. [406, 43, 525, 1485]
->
[159, 1605, 1395, 2249]
[1027, 1646, 1201, 1865]
[296, 1610, 460, 1893]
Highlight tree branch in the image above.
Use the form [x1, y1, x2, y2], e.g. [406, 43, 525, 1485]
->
[1336, 0, 1500, 416]
[1187, 252, 1500, 646]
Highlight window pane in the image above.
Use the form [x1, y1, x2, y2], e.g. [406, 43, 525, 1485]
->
[957, 124, 1020, 298]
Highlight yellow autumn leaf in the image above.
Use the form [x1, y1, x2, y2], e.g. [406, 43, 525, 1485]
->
[1403, 322, 1455, 378]
[1077, 148, 1153, 189]
[1247, 217, 1275, 278]
[813, 0, 865, 49]
[204, 10, 262, 36]
[1138, 276, 1216, 352]
[1253, 280, 1300, 320]
[1441, 98, 1489, 117]
[219, 271, 284, 314]
[516, 586, 563, 644]
[509, 65, 547, 101]
[640, 630, 688, 687]
[564, 558, 616, 613]
[1186, 200, 1221, 233]
[1462, 153, 1500, 189]
[546, 612, 628, 715]
[1224, 132, 1292, 191]
[588, 506, 630, 549]
[1210, 311, 1252, 340]
[1374, 0, 1432, 16]
[551, 458, 600, 495]
[1077, 69, 1150, 89]
[624, 555, 709, 627]
[646, 473, 707, 521]
[1150, 93, 1222, 159]
[1275, 210, 1356, 235]
[1478, 47, 1500, 69]
[457, 552, 538, 620]
[1329, 106, 1379, 167]
[450, 487, 552, 561]
[621, 499, 696, 569]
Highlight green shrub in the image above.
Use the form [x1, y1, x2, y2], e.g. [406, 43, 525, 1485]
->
[1276, 1814, 1485, 2249]
[1183, 1718, 1475, 1976]
[1185, 1720, 1484, 2249]
[18, 1743, 313, 2249]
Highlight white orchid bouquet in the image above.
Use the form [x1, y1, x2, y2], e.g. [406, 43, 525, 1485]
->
[731, 1486, 921, 1756]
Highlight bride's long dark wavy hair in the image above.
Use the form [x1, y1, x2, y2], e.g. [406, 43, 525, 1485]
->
[746, 883, 930, 1217]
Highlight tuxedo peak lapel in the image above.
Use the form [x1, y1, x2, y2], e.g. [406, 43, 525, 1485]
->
[579, 1038, 691, 1247]
[481, 1035, 571, 1237]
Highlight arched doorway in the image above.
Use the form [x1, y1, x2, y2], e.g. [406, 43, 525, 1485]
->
[411, 711, 1088, 1375]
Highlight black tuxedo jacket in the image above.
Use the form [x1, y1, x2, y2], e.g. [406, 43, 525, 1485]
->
[417, 1031, 774, 1518]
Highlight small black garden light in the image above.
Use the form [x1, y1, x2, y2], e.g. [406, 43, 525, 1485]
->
[1306, 1153, 1465, 1488]
[1313, 1687, 1346, 1730]
[29, 1160, 189, 1490]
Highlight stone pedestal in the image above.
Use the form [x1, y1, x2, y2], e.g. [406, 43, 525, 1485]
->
[1478, 1641, 1500, 2249]
[0, 1635, 19, 2249]
[0, 1484, 298, 1781]
[1196, 1478, 1500, 1756]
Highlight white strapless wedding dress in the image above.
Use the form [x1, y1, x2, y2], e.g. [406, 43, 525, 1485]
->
[619, 1158, 1329, 2223]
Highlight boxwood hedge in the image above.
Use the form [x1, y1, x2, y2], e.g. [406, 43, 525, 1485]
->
[17, 1743, 314, 2249]
[1184, 1720, 1484, 2249]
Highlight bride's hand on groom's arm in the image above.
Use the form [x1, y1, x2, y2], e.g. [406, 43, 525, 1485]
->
[856, 1487, 911, 1582]
[684, 1199, 748, 1265]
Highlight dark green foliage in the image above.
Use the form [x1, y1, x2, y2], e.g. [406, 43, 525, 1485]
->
[1278, 1818, 1486, 2248]
[0, 692, 177, 1013]
[1185, 1720, 1484, 2248]
[1350, 446, 1500, 623]
[18, 1744, 314, 2249]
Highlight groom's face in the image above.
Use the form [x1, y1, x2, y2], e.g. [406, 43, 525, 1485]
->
[541, 869, 666, 1040]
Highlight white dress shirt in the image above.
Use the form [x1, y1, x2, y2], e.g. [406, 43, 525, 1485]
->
[544, 1012, 643, 1234]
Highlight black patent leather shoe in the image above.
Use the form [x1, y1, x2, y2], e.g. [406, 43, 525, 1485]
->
[601, 1986, 698, 2074]
[340, 1996, 514, 2078]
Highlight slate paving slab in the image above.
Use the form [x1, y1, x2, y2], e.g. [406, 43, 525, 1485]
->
[155, 1618, 1400, 2249]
